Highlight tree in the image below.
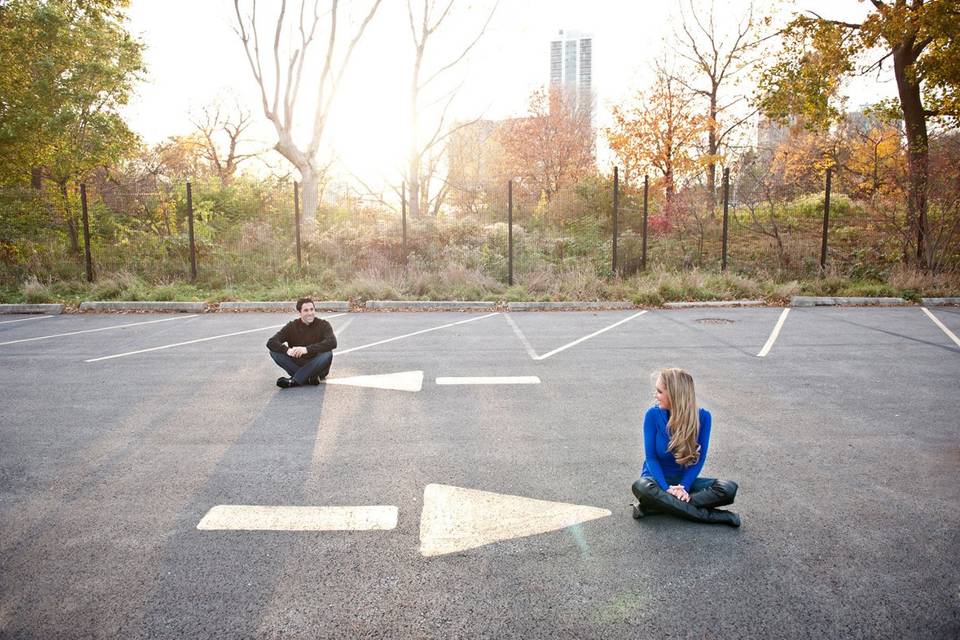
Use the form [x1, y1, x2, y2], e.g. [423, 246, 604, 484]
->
[672, 0, 763, 204]
[756, 0, 960, 270]
[233, 0, 382, 231]
[190, 100, 262, 186]
[840, 116, 905, 200]
[925, 130, 960, 272]
[405, 0, 498, 219]
[499, 86, 594, 205]
[606, 65, 706, 213]
[0, 0, 145, 253]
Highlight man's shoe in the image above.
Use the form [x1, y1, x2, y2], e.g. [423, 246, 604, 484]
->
[306, 375, 321, 385]
[277, 377, 298, 388]
[631, 503, 644, 519]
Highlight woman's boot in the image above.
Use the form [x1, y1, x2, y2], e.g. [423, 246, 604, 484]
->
[631, 478, 740, 527]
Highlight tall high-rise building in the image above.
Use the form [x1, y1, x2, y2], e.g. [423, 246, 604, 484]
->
[550, 29, 592, 120]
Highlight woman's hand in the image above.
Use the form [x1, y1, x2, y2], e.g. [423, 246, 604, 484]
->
[668, 485, 690, 502]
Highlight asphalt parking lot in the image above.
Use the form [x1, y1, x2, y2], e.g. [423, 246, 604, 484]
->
[1, 306, 958, 639]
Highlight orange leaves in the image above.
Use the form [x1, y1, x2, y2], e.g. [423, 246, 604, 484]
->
[604, 69, 707, 211]
[497, 86, 595, 204]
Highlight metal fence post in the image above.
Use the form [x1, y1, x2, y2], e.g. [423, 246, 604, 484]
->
[186, 181, 197, 280]
[401, 181, 408, 262]
[721, 167, 730, 272]
[508, 179, 514, 286]
[294, 181, 302, 271]
[612, 166, 619, 275]
[80, 183, 94, 282]
[820, 166, 832, 272]
[641, 174, 649, 272]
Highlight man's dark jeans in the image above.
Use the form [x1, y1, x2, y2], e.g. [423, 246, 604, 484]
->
[269, 350, 333, 384]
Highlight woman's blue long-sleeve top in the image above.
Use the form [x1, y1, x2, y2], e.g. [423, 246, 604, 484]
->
[641, 405, 712, 491]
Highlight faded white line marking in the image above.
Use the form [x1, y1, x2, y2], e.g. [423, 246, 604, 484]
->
[325, 370, 423, 392]
[0, 314, 199, 347]
[197, 505, 398, 531]
[333, 317, 353, 336]
[534, 311, 648, 360]
[0, 315, 53, 325]
[336, 312, 500, 355]
[757, 308, 790, 357]
[86, 314, 346, 362]
[435, 376, 541, 385]
[504, 314, 540, 360]
[921, 307, 960, 348]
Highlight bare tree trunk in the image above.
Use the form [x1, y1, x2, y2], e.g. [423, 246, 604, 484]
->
[707, 90, 718, 206]
[405, 0, 498, 220]
[59, 182, 79, 256]
[234, 0, 382, 231]
[893, 41, 929, 269]
[407, 157, 421, 219]
[665, 168, 675, 212]
[299, 169, 320, 231]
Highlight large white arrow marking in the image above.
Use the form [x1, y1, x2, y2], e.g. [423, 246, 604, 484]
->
[324, 370, 424, 392]
[418, 483, 611, 557]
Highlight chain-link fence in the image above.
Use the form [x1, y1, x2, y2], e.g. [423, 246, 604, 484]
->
[2, 165, 955, 291]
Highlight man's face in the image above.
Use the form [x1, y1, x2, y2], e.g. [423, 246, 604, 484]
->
[299, 303, 316, 324]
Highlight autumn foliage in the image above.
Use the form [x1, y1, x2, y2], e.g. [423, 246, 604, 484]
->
[605, 68, 706, 213]
[497, 86, 595, 205]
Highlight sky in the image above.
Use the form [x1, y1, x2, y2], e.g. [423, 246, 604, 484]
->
[121, 0, 899, 192]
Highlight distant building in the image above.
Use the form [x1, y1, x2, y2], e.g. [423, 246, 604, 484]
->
[446, 119, 505, 193]
[843, 107, 902, 135]
[756, 114, 794, 156]
[550, 29, 592, 121]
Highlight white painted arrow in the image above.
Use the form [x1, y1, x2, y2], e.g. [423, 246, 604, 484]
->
[418, 483, 611, 557]
[324, 370, 424, 392]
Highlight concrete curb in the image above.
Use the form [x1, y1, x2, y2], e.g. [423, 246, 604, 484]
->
[365, 300, 497, 311]
[791, 296, 906, 307]
[0, 303, 65, 315]
[79, 301, 206, 313]
[921, 297, 960, 306]
[219, 301, 350, 312]
[507, 301, 635, 311]
[664, 300, 765, 309]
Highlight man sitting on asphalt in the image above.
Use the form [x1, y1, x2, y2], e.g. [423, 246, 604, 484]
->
[266, 298, 337, 388]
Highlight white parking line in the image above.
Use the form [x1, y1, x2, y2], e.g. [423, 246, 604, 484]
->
[334, 317, 353, 336]
[197, 505, 398, 531]
[921, 307, 960, 348]
[436, 376, 541, 385]
[504, 314, 539, 360]
[86, 314, 346, 362]
[336, 312, 500, 355]
[0, 315, 53, 325]
[757, 308, 790, 357]
[0, 314, 199, 347]
[532, 311, 648, 361]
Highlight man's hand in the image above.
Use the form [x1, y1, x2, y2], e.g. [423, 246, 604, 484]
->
[668, 485, 690, 502]
[287, 346, 308, 358]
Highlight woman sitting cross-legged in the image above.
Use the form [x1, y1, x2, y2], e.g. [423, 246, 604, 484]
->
[631, 368, 741, 527]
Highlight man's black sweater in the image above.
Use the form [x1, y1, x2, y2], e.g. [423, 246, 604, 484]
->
[266, 318, 337, 357]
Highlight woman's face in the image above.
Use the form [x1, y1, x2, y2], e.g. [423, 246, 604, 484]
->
[655, 377, 670, 410]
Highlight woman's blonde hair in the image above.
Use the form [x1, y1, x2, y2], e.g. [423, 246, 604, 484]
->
[652, 368, 701, 466]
